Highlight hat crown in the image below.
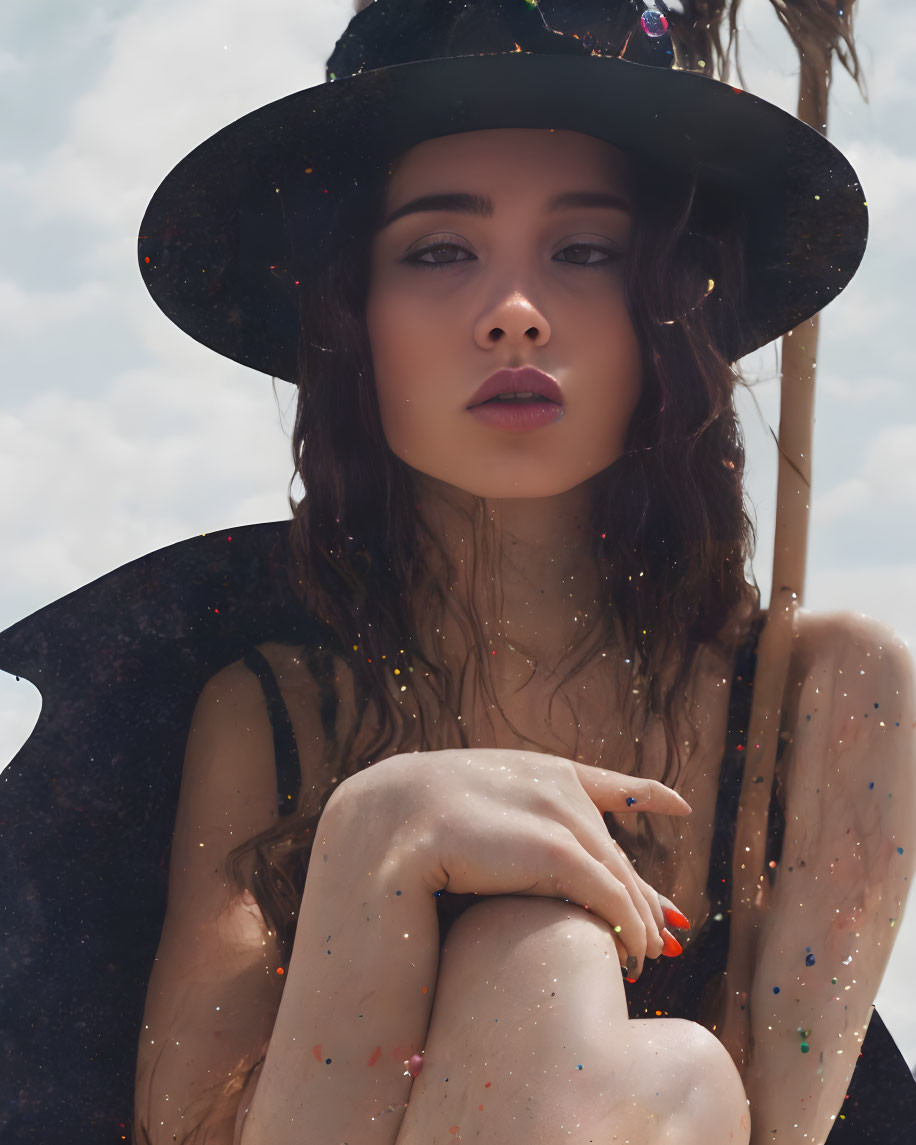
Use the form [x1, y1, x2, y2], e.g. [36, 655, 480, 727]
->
[328, 0, 678, 82]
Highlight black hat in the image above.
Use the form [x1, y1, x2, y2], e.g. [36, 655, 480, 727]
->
[138, 0, 868, 380]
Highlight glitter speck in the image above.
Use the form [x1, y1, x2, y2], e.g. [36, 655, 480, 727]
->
[773, 986, 781, 994]
[626, 796, 637, 806]
[806, 953, 816, 966]
[640, 8, 669, 37]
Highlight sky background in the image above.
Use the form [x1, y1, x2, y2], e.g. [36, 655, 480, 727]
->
[2, 0, 915, 1064]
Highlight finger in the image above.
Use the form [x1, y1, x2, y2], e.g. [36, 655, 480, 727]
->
[601, 835, 664, 960]
[541, 783, 665, 960]
[658, 894, 691, 931]
[535, 835, 650, 975]
[550, 812, 663, 963]
[634, 874, 665, 935]
[572, 764, 692, 817]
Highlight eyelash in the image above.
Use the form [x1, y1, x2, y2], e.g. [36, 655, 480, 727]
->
[403, 241, 621, 269]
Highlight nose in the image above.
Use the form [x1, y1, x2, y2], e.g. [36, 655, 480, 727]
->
[473, 290, 551, 350]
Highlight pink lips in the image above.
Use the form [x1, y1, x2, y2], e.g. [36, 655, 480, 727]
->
[466, 367, 563, 409]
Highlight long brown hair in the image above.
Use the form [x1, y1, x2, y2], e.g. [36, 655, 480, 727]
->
[225, 144, 760, 964]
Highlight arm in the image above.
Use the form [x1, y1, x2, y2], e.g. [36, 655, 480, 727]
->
[239, 750, 688, 1144]
[744, 613, 916, 1144]
[134, 660, 292, 1144]
[238, 776, 440, 1145]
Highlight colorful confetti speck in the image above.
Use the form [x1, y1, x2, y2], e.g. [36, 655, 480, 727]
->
[640, 8, 669, 37]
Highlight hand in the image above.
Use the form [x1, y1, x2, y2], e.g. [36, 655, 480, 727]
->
[337, 748, 691, 976]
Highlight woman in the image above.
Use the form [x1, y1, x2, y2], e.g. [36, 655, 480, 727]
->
[1, 1, 912, 1142]
[129, 2, 915, 1142]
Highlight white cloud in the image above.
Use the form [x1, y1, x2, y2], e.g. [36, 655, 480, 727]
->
[843, 139, 916, 246]
[814, 477, 869, 527]
[0, 278, 108, 333]
[819, 372, 906, 406]
[0, 49, 25, 78]
[0, 358, 294, 618]
[813, 423, 916, 528]
[807, 563, 916, 653]
[23, 0, 352, 250]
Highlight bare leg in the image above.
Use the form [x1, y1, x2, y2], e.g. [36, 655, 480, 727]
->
[396, 896, 750, 1145]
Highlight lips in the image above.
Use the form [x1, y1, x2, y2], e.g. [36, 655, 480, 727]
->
[466, 367, 563, 408]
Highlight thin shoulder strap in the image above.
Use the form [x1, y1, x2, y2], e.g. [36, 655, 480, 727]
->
[242, 648, 301, 817]
[705, 619, 785, 912]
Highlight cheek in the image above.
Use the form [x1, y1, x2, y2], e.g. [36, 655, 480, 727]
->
[366, 289, 441, 457]
[577, 300, 644, 422]
[365, 292, 408, 418]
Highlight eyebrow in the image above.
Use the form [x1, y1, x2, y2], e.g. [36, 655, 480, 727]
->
[382, 189, 632, 227]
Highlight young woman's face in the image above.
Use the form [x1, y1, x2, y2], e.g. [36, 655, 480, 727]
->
[367, 128, 643, 499]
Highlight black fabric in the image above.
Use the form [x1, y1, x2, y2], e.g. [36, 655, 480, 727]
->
[0, 522, 913, 1140]
[242, 647, 301, 816]
[0, 522, 340, 1142]
[625, 619, 783, 1023]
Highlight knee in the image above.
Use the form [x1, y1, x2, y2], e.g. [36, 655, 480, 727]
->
[668, 1021, 750, 1144]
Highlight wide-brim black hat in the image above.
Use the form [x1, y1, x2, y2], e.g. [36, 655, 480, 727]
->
[138, 0, 868, 379]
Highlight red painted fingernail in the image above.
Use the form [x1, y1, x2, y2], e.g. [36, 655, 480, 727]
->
[663, 906, 691, 930]
[661, 928, 684, 957]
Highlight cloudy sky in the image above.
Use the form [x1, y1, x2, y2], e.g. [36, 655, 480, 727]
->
[2, 0, 915, 1062]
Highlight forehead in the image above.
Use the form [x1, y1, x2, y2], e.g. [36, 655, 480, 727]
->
[384, 128, 635, 201]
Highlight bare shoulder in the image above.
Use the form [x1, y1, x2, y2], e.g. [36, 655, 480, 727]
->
[791, 610, 914, 717]
[783, 611, 915, 835]
[174, 660, 284, 884]
[167, 646, 337, 921]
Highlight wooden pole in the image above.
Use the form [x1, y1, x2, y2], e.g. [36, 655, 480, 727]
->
[718, 45, 831, 1070]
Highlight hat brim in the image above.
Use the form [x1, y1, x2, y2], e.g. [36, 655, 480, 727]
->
[139, 53, 868, 380]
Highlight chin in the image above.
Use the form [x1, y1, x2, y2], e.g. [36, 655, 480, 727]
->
[437, 472, 603, 500]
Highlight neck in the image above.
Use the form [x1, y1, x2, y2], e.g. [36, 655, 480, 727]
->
[414, 475, 607, 684]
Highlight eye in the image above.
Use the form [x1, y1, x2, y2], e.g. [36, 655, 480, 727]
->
[404, 242, 475, 268]
[554, 243, 619, 266]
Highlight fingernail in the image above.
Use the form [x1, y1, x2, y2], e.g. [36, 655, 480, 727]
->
[661, 928, 683, 957]
[663, 906, 691, 930]
[626, 955, 639, 980]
